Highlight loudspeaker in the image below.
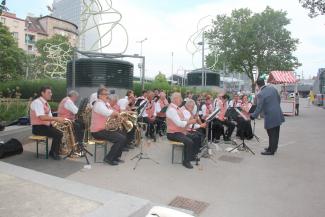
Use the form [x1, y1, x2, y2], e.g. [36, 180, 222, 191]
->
[0, 138, 23, 159]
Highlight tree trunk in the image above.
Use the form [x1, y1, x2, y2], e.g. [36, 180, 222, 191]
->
[251, 78, 256, 93]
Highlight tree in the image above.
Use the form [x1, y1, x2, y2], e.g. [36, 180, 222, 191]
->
[35, 34, 73, 78]
[206, 7, 300, 92]
[0, 23, 26, 81]
[0, 0, 8, 15]
[299, 0, 325, 17]
[151, 71, 170, 90]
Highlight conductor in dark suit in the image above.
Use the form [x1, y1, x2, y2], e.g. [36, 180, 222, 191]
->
[250, 78, 285, 155]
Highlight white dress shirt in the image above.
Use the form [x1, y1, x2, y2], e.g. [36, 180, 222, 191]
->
[181, 107, 200, 129]
[64, 98, 78, 114]
[118, 96, 129, 111]
[30, 97, 52, 117]
[89, 92, 98, 108]
[93, 99, 113, 117]
[166, 103, 187, 128]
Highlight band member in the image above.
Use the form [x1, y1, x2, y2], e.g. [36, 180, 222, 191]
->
[109, 94, 135, 149]
[141, 91, 157, 141]
[236, 95, 253, 140]
[89, 85, 106, 108]
[213, 93, 235, 141]
[184, 91, 197, 115]
[251, 79, 285, 155]
[30, 86, 66, 160]
[90, 87, 127, 165]
[229, 93, 241, 108]
[201, 95, 213, 120]
[181, 99, 206, 155]
[166, 92, 198, 169]
[155, 91, 169, 136]
[118, 90, 135, 112]
[58, 90, 84, 145]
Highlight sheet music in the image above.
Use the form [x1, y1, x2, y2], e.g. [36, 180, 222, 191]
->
[235, 108, 249, 121]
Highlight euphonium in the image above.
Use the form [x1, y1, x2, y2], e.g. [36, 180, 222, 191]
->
[53, 119, 76, 153]
[105, 112, 133, 133]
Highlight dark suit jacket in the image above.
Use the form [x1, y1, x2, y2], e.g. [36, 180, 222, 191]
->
[251, 85, 285, 129]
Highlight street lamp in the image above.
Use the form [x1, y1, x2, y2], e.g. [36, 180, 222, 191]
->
[136, 38, 147, 89]
[198, 32, 205, 87]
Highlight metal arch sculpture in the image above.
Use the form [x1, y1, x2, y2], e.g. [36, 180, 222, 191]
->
[43, 42, 72, 78]
[186, 15, 219, 71]
[79, 0, 129, 53]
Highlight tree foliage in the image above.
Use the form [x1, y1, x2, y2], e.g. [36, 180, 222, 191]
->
[300, 0, 325, 17]
[151, 71, 170, 90]
[206, 7, 300, 91]
[0, 23, 26, 81]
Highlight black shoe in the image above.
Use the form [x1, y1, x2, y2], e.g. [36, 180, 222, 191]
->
[182, 161, 193, 169]
[261, 151, 275, 155]
[103, 158, 119, 165]
[224, 137, 231, 142]
[115, 158, 125, 163]
[49, 151, 61, 160]
[264, 148, 277, 153]
[127, 144, 135, 149]
[122, 147, 129, 152]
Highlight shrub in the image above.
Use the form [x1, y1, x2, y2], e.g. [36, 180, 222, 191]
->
[0, 79, 66, 102]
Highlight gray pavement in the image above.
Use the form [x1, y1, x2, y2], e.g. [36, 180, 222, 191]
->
[1, 98, 325, 217]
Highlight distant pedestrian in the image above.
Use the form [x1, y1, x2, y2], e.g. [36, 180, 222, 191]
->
[250, 79, 285, 155]
[295, 92, 299, 116]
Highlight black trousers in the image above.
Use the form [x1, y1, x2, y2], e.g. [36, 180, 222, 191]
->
[156, 117, 166, 134]
[143, 117, 156, 139]
[167, 132, 200, 162]
[73, 119, 85, 144]
[212, 119, 235, 140]
[32, 125, 63, 155]
[92, 130, 127, 161]
[266, 126, 280, 153]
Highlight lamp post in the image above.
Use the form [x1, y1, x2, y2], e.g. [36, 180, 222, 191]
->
[198, 31, 205, 87]
[171, 52, 174, 84]
[136, 38, 147, 87]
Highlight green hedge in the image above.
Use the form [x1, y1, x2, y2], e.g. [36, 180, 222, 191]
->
[0, 79, 67, 102]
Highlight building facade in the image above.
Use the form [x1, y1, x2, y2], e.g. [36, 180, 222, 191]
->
[0, 12, 78, 54]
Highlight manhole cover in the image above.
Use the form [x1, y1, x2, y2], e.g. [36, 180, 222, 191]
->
[218, 155, 243, 163]
[168, 196, 209, 215]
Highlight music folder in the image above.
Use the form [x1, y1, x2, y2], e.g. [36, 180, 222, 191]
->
[249, 105, 257, 113]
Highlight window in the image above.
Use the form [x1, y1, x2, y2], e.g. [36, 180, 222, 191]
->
[11, 32, 18, 41]
[25, 34, 35, 44]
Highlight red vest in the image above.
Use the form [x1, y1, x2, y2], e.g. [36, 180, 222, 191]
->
[90, 101, 110, 133]
[217, 100, 227, 121]
[30, 98, 51, 126]
[241, 102, 252, 120]
[167, 104, 186, 134]
[58, 97, 75, 120]
[146, 101, 155, 118]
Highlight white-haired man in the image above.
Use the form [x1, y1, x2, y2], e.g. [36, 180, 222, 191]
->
[58, 90, 84, 146]
[166, 92, 197, 169]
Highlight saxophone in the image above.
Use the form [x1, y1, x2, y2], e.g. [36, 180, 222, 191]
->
[53, 120, 76, 155]
[105, 112, 134, 133]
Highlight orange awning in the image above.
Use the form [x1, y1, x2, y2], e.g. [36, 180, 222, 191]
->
[267, 71, 297, 84]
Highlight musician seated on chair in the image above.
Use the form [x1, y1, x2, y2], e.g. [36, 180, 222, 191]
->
[30, 86, 67, 160]
[228, 93, 242, 108]
[140, 90, 157, 141]
[155, 91, 169, 136]
[109, 94, 135, 149]
[166, 92, 198, 169]
[181, 99, 207, 156]
[90, 87, 127, 166]
[118, 90, 135, 112]
[58, 90, 84, 146]
[213, 93, 235, 141]
[236, 95, 253, 140]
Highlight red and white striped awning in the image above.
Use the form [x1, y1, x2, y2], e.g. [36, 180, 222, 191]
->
[267, 71, 297, 84]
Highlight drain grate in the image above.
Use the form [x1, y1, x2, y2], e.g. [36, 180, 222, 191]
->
[218, 155, 243, 163]
[168, 196, 209, 215]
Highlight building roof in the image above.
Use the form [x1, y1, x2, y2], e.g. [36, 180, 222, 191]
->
[38, 16, 78, 29]
[26, 16, 48, 35]
[267, 71, 297, 84]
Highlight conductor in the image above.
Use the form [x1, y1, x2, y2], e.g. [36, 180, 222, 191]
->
[250, 78, 285, 155]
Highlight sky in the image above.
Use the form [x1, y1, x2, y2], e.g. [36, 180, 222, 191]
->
[6, 0, 325, 79]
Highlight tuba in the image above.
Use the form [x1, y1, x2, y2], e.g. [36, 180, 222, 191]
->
[105, 112, 134, 133]
[53, 120, 76, 154]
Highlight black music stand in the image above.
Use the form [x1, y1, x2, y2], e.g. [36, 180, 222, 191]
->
[131, 101, 159, 170]
[249, 105, 260, 142]
[196, 109, 220, 165]
[228, 108, 255, 155]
